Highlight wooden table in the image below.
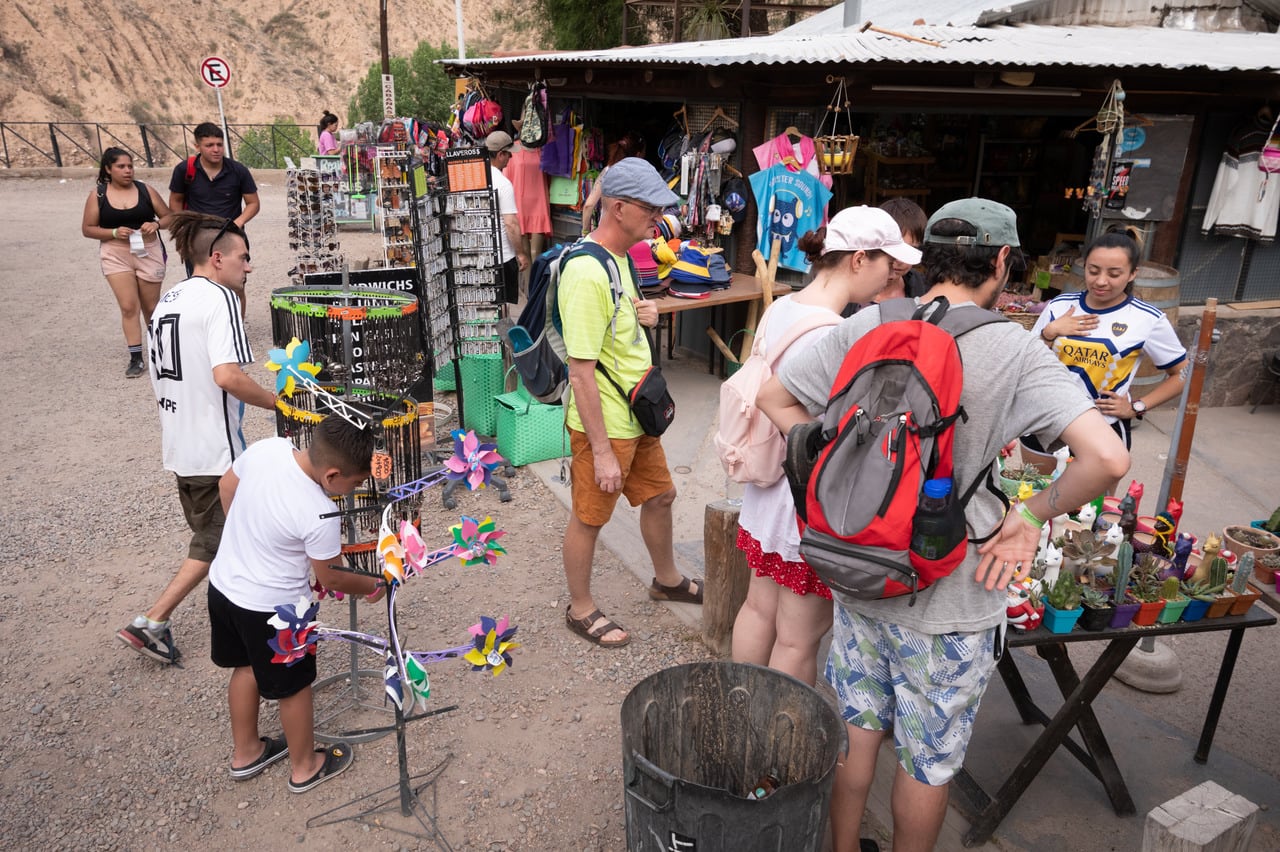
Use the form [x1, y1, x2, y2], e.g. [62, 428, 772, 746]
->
[952, 606, 1276, 847]
[646, 273, 793, 370]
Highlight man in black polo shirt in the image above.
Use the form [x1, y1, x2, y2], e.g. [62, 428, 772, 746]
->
[168, 122, 260, 301]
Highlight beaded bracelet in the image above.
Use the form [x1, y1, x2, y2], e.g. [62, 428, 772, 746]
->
[1016, 502, 1045, 529]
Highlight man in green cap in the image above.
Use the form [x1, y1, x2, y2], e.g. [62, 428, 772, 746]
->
[758, 198, 1130, 852]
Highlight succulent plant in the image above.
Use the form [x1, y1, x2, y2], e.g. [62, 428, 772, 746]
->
[1046, 571, 1081, 610]
[1160, 577, 1182, 601]
[1112, 541, 1134, 605]
[1181, 580, 1218, 602]
[1000, 462, 1045, 483]
[1230, 553, 1255, 595]
[1081, 585, 1111, 608]
[1130, 559, 1164, 603]
[1265, 505, 1280, 534]
[1259, 551, 1280, 571]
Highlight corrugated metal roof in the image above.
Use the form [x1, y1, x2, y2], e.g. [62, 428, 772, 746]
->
[782, 0, 1280, 33]
[447, 24, 1280, 74]
[780, 1, 1020, 35]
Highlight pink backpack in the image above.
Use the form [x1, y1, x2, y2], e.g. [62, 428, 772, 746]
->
[714, 300, 840, 487]
[463, 99, 502, 139]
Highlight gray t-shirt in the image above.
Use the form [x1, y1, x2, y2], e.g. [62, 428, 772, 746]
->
[778, 300, 1094, 634]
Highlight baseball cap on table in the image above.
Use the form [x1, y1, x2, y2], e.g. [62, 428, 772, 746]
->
[601, 157, 680, 208]
[484, 130, 514, 153]
[823, 206, 922, 266]
[924, 197, 1021, 248]
[655, 214, 682, 242]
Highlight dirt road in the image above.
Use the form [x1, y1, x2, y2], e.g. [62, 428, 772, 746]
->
[0, 171, 713, 850]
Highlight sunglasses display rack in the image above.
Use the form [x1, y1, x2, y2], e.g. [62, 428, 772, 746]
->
[375, 147, 414, 267]
[285, 167, 343, 285]
[412, 189, 454, 375]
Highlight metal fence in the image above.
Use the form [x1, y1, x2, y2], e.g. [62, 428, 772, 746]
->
[0, 121, 315, 169]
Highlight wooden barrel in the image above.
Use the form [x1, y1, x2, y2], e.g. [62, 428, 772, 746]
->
[1130, 262, 1180, 391]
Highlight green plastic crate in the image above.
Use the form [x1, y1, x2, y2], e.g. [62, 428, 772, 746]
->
[433, 360, 457, 392]
[495, 391, 569, 466]
[459, 353, 504, 436]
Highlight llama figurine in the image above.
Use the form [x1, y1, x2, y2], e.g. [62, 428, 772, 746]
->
[1077, 503, 1097, 529]
[1103, 522, 1125, 549]
[1040, 541, 1064, 588]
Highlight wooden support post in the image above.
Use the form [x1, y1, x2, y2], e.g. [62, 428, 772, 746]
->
[1143, 781, 1257, 852]
[701, 499, 752, 657]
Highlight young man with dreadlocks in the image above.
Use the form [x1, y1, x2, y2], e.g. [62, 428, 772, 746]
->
[116, 211, 276, 664]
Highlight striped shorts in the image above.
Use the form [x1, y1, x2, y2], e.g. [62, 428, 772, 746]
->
[825, 607, 998, 786]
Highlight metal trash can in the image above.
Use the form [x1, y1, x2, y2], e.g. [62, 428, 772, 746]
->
[621, 661, 847, 852]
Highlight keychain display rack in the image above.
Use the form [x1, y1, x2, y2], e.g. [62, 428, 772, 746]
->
[270, 285, 424, 392]
[286, 167, 343, 284]
[377, 148, 414, 267]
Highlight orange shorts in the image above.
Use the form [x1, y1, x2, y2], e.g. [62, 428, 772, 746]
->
[99, 236, 166, 282]
[569, 428, 674, 526]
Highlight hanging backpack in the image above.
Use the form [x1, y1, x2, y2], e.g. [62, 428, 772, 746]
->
[714, 298, 840, 487]
[519, 82, 549, 148]
[463, 98, 503, 140]
[503, 240, 636, 405]
[786, 298, 1008, 604]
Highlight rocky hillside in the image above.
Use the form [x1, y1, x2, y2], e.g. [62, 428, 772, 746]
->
[0, 0, 539, 138]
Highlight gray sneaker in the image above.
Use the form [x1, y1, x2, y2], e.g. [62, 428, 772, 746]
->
[125, 356, 146, 379]
[116, 623, 181, 664]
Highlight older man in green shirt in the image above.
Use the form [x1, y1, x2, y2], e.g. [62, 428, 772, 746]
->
[560, 158, 703, 649]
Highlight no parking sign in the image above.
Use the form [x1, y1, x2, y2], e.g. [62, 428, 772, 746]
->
[200, 56, 230, 89]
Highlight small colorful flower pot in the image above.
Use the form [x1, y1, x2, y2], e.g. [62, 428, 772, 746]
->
[1132, 599, 1166, 626]
[1079, 604, 1113, 631]
[1042, 604, 1084, 634]
[1109, 600, 1141, 629]
[1205, 594, 1234, 619]
[1157, 597, 1189, 624]
[1227, 584, 1262, 616]
[1181, 598, 1211, 622]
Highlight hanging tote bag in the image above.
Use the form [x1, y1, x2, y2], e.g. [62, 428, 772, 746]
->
[540, 107, 576, 178]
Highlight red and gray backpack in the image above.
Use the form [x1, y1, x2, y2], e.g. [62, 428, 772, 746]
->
[785, 297, 1008, 603]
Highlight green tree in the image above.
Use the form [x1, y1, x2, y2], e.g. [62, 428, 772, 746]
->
[348, 42, 457, 124]
[540, 0, 623, 49]
[234, 119, 315, 169]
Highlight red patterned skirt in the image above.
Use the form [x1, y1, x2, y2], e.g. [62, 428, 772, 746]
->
[735, 527, 832, 600]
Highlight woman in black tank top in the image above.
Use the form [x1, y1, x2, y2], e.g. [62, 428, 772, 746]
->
[81, 147, 173, 377]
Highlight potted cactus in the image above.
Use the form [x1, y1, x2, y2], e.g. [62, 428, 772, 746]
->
[1179, 580, 1216, 623]
[1204, 556, 1234, 619]
[1042, 571, 1084, 633]
[1129, 555, 1167, 626]
[1155, 577, 1188, 624]
[1078, 585, 1113, 631]
[998, 462, 1049, 498]
[1108, 541, 1140, 629]
[1254, 551, 1280, 588]
[1222, 524, 1280, 573]
[1227, 553, 1263, 616]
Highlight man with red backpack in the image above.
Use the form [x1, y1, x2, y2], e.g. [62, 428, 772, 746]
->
[758, 198, 1130, 852]
[168, 122, 260, 294]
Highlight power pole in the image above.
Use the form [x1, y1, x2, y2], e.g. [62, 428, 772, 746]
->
[380, 0, 391, 75]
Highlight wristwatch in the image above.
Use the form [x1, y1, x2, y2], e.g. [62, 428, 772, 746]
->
[1131, 399, 1147, 420]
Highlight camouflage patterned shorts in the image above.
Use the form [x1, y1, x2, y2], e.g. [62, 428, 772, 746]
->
[825, 607, 998, 786]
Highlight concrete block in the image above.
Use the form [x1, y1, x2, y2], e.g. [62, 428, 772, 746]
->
[1143, 780, 1258, 852]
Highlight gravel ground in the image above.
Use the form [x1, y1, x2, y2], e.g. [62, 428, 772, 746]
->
[0, 171, 715, 850]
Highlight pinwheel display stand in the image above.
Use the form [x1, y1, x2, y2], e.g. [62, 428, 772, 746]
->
[265, 338, 516, 848]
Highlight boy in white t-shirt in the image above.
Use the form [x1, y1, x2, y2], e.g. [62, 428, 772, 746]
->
[208, 417, 382, 793]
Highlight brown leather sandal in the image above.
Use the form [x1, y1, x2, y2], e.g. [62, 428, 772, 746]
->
[648, 575, 704, 604]
[565, 606, 631, 648]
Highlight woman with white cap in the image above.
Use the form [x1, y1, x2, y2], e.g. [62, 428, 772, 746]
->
[730, 206, 922, 686]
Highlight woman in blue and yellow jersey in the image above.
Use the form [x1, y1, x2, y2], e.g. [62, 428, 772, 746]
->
[1028, 229, 1186, 450]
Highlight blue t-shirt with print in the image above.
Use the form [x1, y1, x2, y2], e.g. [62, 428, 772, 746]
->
[748, 164, 833, 274]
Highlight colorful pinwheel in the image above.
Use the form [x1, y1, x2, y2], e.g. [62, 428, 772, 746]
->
[267, 597, 320, 666]
[404, 655, 431, 710]
[265, 337, 322, 397]
[464, 615, 519, 676]
[400, 519, 429, 572]
[378, 515, 407, 585]
[450, 515, 507, 566]
[444, 429, 504, 491]
[384, 652, 405, 710]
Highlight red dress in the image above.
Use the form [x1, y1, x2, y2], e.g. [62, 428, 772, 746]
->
[735, 527, 832, 600]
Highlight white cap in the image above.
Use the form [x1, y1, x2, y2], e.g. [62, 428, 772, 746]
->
[822, 206, 922, 265]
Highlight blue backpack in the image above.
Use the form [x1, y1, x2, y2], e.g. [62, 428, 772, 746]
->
[504, 241, 637, 405]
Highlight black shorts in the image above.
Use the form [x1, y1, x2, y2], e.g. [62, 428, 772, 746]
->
[208, 584, 316, 700]
[501, 257, 519, 305]
[176, 474, 226, 562]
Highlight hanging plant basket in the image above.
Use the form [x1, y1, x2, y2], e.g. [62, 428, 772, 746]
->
[816, 75, 858, 176]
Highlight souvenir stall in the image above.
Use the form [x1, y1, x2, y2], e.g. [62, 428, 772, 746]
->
[321, 124, 381, 229]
